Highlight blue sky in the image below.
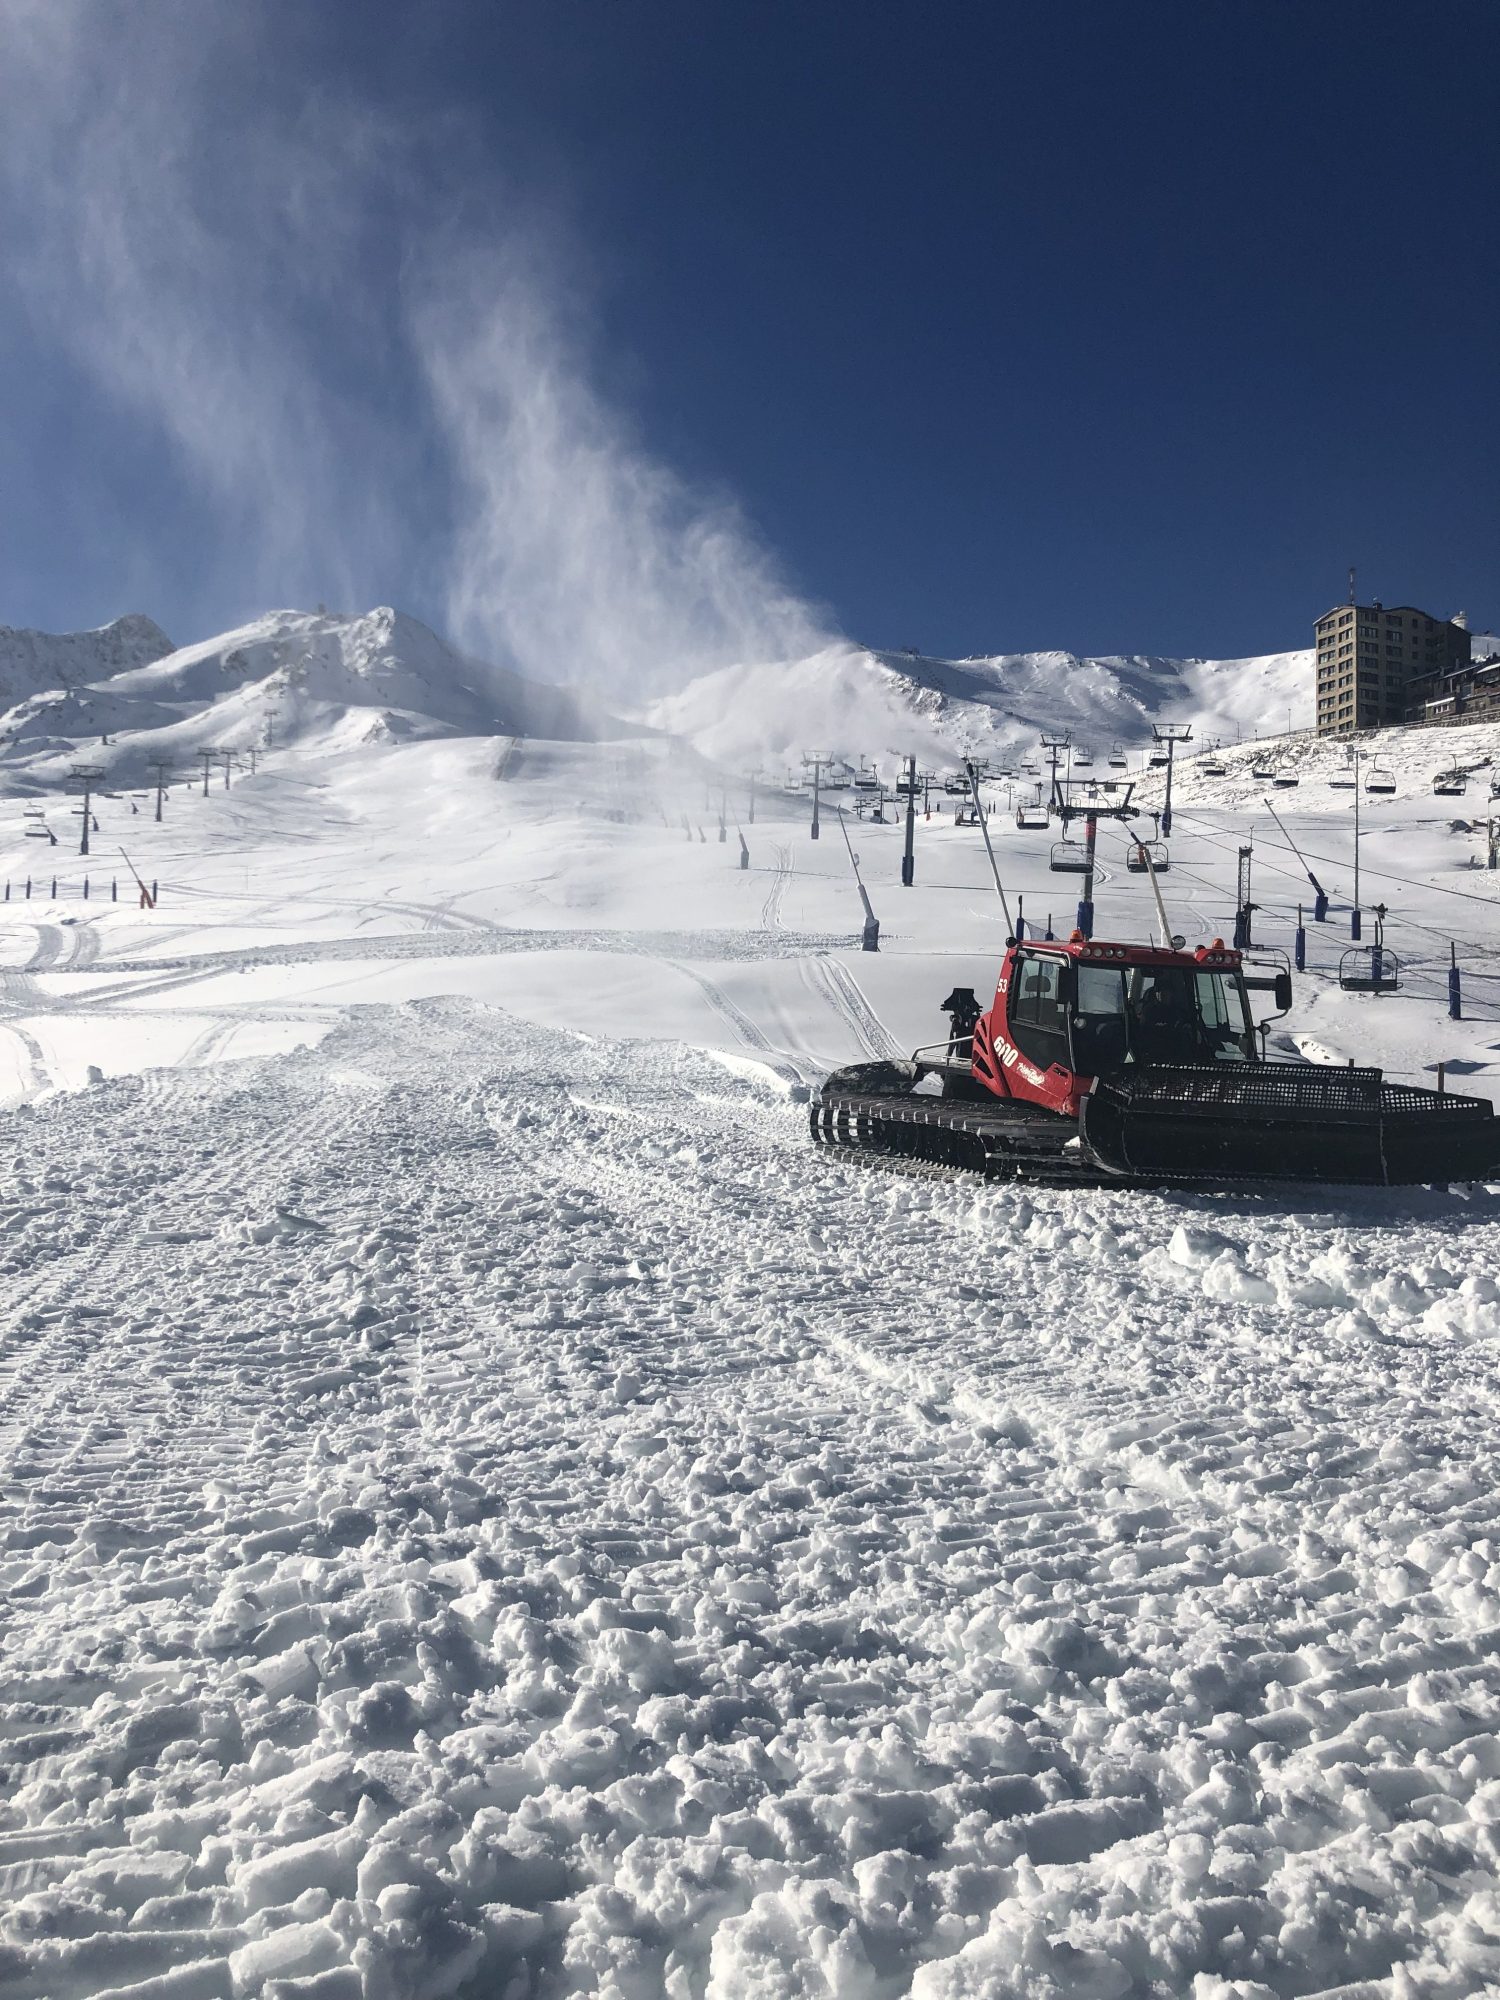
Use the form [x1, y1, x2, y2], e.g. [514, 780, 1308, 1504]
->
[1, 1, 1495, 682]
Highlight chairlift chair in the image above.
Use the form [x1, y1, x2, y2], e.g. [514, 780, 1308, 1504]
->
[1365, 762, 1397, 795]
[1338, 945, 1401, 994]
[1251, 758, 1276, 781]
[852, 774, 880, 793]
[1148, 751, 1170, 769]
[1015, 803, 1050, 831]
[1432, 770, 1467, 797]
[1329, 762, 1356, 789]
[1049, 839, 1091, 873]
[1108, 741, 1128, 768]
[1202, 758, 1227, 778]
[1125, 840, 1169, 874]
[1074, 745, 1094, 768]
[1272, 768, 1300, 788]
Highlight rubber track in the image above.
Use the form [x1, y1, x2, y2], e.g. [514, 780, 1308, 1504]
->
[810, 1087, 1114, 1186]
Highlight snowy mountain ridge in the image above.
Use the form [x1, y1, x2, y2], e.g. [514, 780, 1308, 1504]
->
[0, 604, 615, 785]
[0, 611, 173, 709]
[646, 639, 1316, 767]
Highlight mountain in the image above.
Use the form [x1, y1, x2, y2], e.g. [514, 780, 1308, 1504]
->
[0, 605, 617, 784]
[0, 613, 173, 709]
[646, 641, 1314, 768]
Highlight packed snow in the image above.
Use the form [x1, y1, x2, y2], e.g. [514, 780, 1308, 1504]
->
[5, 609, 1500, 1999]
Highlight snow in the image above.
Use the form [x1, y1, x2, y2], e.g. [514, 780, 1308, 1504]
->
[648, 642, 1314, 769]
[5, 606, 1500, 1996]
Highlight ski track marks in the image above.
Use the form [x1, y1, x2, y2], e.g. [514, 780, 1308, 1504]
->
[3, 1009, 1500, 1996]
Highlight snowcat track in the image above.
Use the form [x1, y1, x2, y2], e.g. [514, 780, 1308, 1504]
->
[810, 1089, 1112, 1186]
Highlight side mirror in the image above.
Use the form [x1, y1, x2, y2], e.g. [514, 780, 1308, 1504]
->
[1274, 971, 1293, 1012]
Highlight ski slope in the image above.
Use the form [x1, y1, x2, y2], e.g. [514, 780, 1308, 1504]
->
[6, 615, 1500, 1997]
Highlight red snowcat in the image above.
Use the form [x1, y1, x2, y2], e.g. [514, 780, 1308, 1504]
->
[811, 933, 1500, 1187]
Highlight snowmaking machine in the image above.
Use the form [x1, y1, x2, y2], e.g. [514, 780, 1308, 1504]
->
[811, 933, 1500, 1187]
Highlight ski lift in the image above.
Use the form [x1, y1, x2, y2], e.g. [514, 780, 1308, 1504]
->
[1202, 758, 1227, 778]
[1251, 757, 1276, 781]
[24, 824, 51, 839]
[1365, 761, 1396, 795]
[824, 768, 852, 792]
[1339, 944, 1401, 993]
[1125, 840, 1169, 873]
[852, 773, 880, 793]
[1020, 759, 1040, 777]
[1432, 769, 1467, 797]
[942, 775, 968, 795]
[1329, 759, 1356, 790]
[1015, 802, 1050, 831]
[1108, 741, 1127, 769]
[1147, 750, 1170, 769]
[1049, 839, 1090, 873]
[1272, 767, 1300, 789]
[1074, 744, 1094, 768]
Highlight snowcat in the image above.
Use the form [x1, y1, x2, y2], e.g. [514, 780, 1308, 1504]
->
[812, 933, 1500, 1187]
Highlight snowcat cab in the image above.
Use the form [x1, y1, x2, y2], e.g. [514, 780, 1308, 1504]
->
[812, 932, 1500, 1187]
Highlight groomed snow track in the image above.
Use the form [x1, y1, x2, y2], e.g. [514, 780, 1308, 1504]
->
[6, 1007, 1500, 1995]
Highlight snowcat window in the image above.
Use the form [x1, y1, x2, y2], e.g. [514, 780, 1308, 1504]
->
[1070, 965, 1129, 1074]
[1009, 955, 1069, 1069]
[1195, 972, 1254, 1060]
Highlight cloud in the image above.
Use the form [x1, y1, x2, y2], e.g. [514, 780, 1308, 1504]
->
[0, 0, 837, 706]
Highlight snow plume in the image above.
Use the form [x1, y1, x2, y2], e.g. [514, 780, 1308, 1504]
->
[0, 1, 836, 706]
[0, 1, 414, 620]
[413, 250, 835, 702]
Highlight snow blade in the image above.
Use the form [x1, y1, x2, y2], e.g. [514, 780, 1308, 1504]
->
[1080, 1063, 1500, 1187]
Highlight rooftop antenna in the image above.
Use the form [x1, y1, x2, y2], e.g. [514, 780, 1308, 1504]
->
[1348, 565, 1356, 605]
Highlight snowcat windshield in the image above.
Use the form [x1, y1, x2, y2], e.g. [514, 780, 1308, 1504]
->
[1070, 963, 1254, 1072]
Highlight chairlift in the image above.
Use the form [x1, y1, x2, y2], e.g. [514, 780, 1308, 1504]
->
[1015, 802, 1050, 831]
[1201, 759, 1227, 778]
[1125, 840, 1169, 873]
[943, 775, 969, 795]
[1329, 761, 1356, 789]
[1049, 839, 1091, 873]
[24, 825, 51, 839]
[852, 774, 880, 793]
[1108, 741, 1127, 769]
[22, 806, 44, 818]
[1020, 760, 1040, 776]
[1074, 744, 1094, 768]
[1365, 762, 1396, 795]
[1338, 945, 1401, 993]
[1432, 770, 1467, 798]
[1147, 750, 1170, 769]
[823, 769, 851, 792]
[1272, 768, 1300, 789]
[1251, 758, 1276, 781]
